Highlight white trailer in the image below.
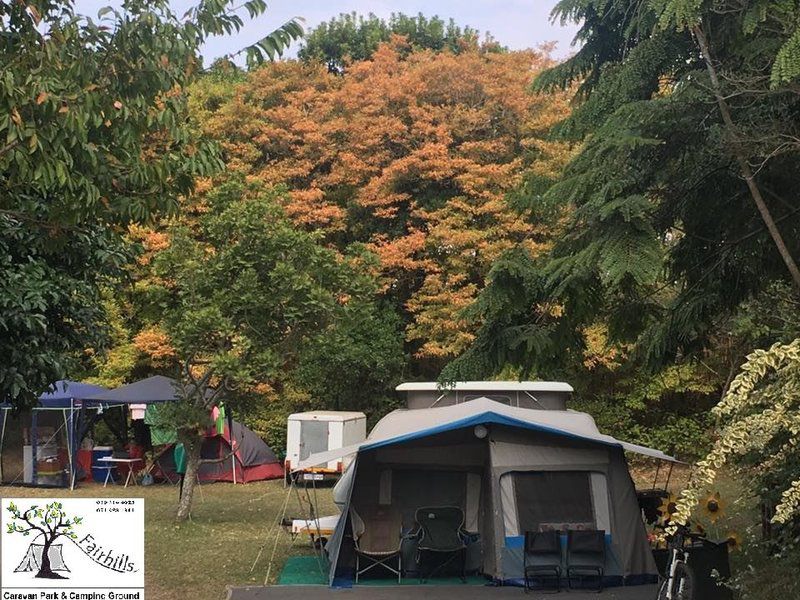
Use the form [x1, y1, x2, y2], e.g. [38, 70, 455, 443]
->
[285, 411, 366, 484]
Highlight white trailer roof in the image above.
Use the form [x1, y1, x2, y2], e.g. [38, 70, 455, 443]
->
[294, 397, 678, 470]
[396, 381, 574, 393]
[288, 410, 365, 421]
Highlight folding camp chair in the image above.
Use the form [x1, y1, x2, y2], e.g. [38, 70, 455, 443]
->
[566, 530, 605, 592]
[413, 506, 467, 583]
[351, 507, 403, 583]
[524, 530, 562, 593]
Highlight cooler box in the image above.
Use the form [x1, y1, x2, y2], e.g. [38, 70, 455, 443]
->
[91, 446, 115, 483]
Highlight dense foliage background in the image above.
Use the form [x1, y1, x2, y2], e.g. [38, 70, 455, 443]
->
[82, 22, 573, 444]
[5, 2, 800, 583]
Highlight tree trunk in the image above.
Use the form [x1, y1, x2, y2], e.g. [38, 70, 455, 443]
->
[36, 538, 66, 579]
[693, 24, 800, 290]
[175, 433, 202, 522]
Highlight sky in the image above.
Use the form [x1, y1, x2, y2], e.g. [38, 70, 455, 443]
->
[74, 1, 580, 62]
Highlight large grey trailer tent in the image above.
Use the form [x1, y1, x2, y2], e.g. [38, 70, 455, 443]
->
[295, 394, 677, 587]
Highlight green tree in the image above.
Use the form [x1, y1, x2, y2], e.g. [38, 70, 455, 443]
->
[448, 0, 800, 381]
[5, 501, 82, 579]
[0, 0, 302, 408]
[293, 297, 406, 415]
[146, 180, 398, 521]
[298, 12, 502, 72]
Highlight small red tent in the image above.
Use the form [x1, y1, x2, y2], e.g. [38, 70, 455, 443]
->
[157, 420, 283, 483]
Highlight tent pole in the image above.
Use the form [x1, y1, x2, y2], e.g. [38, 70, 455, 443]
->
[31, 409, 38, 486]
[665, 461, 675, 492]
[227, 408, 236, 484]
[652, 461, 661, 490]
[0, 406, 7, 482]
[68, 400, 78, 490]
[64, 404, 74, 490]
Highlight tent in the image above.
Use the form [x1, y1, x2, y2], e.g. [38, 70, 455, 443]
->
[296, 398, 676, 587]
[154, 419, 283, 483]
[0, 381, 113, 488]
[15, 543, 69, 573]
[84, 375, 191, 404]
[88, 375, 282, 484]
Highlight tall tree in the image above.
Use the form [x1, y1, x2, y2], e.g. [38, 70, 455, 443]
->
[0, 0, 302, 408]
[446, 0, 800, 383]
[192, 42, 571, 376]
[298, 12, 502, 72]
[130, 179, 399, 521]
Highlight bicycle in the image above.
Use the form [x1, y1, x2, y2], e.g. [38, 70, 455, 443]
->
[657, 523, 701, 600]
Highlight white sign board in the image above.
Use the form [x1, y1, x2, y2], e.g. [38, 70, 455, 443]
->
[1, 498, 145, 600]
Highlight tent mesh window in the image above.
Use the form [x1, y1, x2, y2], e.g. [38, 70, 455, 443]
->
[513, 471, 595, 532]
[392, 469, 467, 529]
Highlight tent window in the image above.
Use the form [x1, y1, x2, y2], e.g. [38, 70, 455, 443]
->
[513, 471, 596, 533]
[392, 469, 467, 529]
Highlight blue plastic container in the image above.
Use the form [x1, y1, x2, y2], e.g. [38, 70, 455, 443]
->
[91, 446, 115, 483]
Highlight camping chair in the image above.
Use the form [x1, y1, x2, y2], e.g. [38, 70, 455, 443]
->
[524, 530, 562, 593]
[566, 530, 605, 592]
[413, 506, 467, 583]
[351, 507, 403, 583]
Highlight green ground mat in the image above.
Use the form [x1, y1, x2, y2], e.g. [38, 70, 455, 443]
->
[278, 556, 328, 585]
[277, 556, 489, 586]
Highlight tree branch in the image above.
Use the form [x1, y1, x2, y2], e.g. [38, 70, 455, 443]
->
[21, 508, 47, 537]
[692, 23, 800, 290]
[199, 447, 236, 465]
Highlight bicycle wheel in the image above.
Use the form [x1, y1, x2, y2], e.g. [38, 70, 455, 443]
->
[657, 562, 695, 600]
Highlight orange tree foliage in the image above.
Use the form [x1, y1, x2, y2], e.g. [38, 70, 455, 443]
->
[192, 40, 572, 373]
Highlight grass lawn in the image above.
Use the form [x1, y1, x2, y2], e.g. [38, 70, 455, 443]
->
[1, 480, 337, 600]
[1, 464, 754, 600]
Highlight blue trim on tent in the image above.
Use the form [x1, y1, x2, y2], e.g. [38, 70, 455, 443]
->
[504, 533, 612, 549]
[499, 574, 657, 587]
[332, 571, 355, 588]
[501, 575, 627, 588]
[360, 412, 623, 453]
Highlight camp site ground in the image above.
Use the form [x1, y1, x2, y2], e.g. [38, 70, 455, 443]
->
[0, 379, 714, 600]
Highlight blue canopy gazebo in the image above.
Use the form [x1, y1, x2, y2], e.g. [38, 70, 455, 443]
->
[0, 381, 114, 489]
[84, 374, 190, 404]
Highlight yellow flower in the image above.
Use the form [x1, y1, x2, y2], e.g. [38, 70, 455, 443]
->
[725, 532, 742, 552]
[658, 494, 678, 521]
[701, 492, 726, 523]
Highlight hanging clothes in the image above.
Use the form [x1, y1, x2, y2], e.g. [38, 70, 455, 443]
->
[173, 443, 187, 475]
[214, 404, 226, 436]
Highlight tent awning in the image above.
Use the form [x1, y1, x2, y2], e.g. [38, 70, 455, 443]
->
[294, 398, 680, 471]
[85, 375, 191, 404]
[37, 380, 110, 409]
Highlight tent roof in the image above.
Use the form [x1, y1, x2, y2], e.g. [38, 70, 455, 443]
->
[295, 397, 679, 470]
[396, 381, 574, 393]
[38, 380, 110, 409]
[85, 375, 185, 404]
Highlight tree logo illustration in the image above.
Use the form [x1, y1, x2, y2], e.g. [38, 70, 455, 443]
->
[6, 501, 82, 579]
